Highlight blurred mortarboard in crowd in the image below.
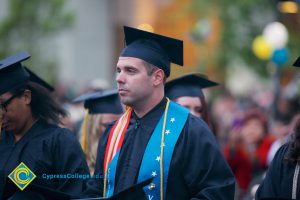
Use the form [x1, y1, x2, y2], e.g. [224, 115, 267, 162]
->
[120, 26, 184, 77]
[24, 67, 54, 92]
[73, 89, 123, 114]
[73, 89, 123, 154]
[165, 72, 219, 100]
[293, 56, 300, 67]
[0, 52, 30, 95]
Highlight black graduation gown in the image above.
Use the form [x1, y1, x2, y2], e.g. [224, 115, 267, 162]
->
[255, 143, 300, 200]
[89, 98, 235, 200]
[0, 119, 90, 199]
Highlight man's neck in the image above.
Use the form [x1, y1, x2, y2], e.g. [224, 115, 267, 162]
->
[133, 91, 164, 118]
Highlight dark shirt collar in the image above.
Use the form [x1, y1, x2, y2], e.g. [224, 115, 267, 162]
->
[131, 97, 167, 128]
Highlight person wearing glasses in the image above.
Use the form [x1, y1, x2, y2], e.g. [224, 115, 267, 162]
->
[0, 52, 89, 199]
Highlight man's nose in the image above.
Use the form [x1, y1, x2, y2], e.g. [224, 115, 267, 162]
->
[116, 72, 125, 83]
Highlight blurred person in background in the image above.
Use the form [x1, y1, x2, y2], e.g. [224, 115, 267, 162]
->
[73, 89, 123, 173]
[223, 108, 275, 199]
[255, 56, 300, 200]
[210, 89, 240, 147]
[57, 78, 110, 135]
[255, 111, 300, 200]
[0, 52, 89, 199]
[71, 78, 110, 139]
[165, 72, 218, 129]
[267, 113, 300, 166]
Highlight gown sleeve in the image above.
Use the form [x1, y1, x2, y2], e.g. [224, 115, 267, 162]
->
[255, 144, 289, 199]
[52, 128, 90, 196]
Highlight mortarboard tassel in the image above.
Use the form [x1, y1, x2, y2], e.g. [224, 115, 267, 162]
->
[80, 109, 90, 155]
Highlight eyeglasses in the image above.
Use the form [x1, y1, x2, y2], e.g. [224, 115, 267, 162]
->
[0, 93, 20, 112]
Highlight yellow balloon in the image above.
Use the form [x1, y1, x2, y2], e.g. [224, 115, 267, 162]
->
[252, 36, 272, 60]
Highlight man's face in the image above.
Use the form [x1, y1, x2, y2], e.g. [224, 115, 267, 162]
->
[116, 57, 154, 107]
[0, 91, 30, 133]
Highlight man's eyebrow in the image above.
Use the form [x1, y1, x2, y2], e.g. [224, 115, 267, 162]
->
[117, 64, 135, 68]
[117, 65, 139, 70]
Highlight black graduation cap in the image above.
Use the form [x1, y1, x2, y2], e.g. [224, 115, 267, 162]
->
[0, 52, 30, 95]
[293, 56, 300, 67]
[120, 26, 184, 77]
[73, 89, 123, 114]
[165, 72, 219, 100]
[24, 67, 55, 92]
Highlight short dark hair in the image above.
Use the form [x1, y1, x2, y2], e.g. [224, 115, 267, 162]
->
[142, 60, 167, 83]
[10, 82, 67, 125]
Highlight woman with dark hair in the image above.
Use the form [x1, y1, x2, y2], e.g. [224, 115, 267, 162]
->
[165, 72, 218, 128]
[0, 52, 89, 199]
[255, 57, 300, 200]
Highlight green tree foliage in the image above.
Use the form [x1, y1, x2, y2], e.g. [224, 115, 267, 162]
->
[190, 0, 300, 78]
[0, 0, 74, 83]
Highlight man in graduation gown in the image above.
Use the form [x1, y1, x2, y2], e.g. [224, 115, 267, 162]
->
[0, 52, 90, 199]
[88, 26, 235, 200]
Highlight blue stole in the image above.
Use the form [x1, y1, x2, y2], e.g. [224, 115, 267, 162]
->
[137, 101, 189, 200]
[105, 101, 189, 199]
[105, 151, 120, 197]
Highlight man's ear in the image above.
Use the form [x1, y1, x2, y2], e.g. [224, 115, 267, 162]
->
[22, 90, 32, 105]
[152, 69, 165, 86]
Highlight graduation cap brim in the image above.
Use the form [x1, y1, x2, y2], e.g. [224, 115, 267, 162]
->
[165, 72, 219, 99]
[0, 51, 30, 70]
[73, 89, 123, 114]
[0, 52, 31, 95]
[293, 56, 300, 67]
[73, 177, 152, 200]
[123, 26, 183, 66]
[166, 73, 219, 88]
[24, 67, 54, 92]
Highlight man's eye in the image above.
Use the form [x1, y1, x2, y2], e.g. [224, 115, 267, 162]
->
[127, 68, 137, 73]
